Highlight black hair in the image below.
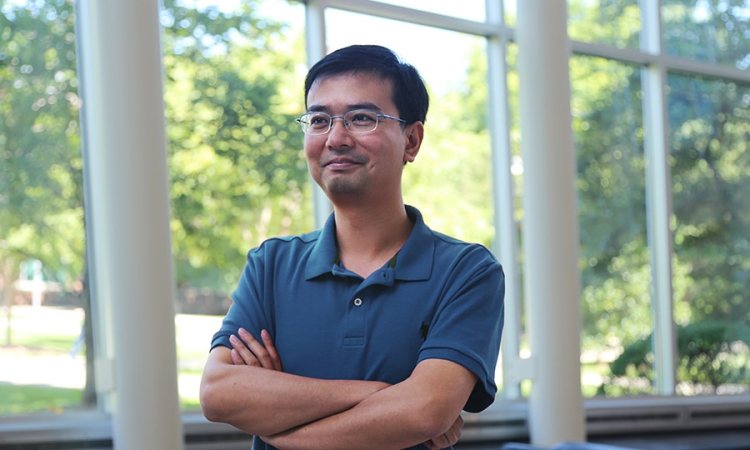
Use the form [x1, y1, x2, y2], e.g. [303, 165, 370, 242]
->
[304, 45, 429, 125]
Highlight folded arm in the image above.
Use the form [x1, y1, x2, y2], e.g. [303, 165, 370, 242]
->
[262, 358, 478, 450]
[199, 329, 390, 437]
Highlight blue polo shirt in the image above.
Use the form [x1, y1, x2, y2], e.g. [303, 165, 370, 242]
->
[211, 205, 505, 449]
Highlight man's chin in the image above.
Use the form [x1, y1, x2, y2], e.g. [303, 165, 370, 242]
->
[322, 178, 366, 198]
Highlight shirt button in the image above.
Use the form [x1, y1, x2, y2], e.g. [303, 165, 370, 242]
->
[353, 298, 363, 306]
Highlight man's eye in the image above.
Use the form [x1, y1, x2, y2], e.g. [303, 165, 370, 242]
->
[350, 113, 376, 123]
[309, 115, 330, 126]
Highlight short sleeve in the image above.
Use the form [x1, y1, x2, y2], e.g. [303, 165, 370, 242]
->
[210, 246, 274, 352]
[418, 246, 505, 413]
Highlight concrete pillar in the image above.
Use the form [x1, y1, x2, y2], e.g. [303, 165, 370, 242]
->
[76, 0, 184, 449]
[516, 0, 586, 445]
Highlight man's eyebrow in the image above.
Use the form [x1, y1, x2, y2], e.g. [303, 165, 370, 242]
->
[348, 102, 382, 111]
[306, 102, 383, 113]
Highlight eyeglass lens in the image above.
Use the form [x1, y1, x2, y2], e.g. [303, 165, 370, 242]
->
[301, 110, 380, 135]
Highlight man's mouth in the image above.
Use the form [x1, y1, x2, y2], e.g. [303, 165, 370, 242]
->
[322, 155, 365, 168]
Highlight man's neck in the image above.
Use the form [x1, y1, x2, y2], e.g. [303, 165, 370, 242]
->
[333, 201, 414, 279]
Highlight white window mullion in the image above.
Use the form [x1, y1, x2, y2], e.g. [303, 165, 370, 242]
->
[639, 0, 677, 396]
[486, 0, 523, 401]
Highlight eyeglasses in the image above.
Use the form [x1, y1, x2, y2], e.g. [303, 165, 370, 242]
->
[296, 109, 407, 135]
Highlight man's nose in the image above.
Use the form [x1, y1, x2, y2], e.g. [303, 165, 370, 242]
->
[329, 116, 349, 133]
[326, 117, 353, 145]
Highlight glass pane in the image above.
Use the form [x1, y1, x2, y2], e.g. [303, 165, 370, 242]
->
[668, 74, 750, 396]
[372, 0, 486, 22]
[663, 0, 750, 69]
[505, 0, 517, 28]
[571, 56, 653, 397]
[568, 0, 641, 49]
[324, 9, 499, 384]
[0, 1, 92, 414]
[160, 0, 310, 410]
[326, 9, 484, 97]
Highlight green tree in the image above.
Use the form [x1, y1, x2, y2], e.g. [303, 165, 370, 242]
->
[0, 0, 94, 405]
[571, 56, 653, 349]
[0, 0, 85, 290]
[605, 320, 750, 395]
[161, 0, 311, 296]
[568, 0, 641, 49]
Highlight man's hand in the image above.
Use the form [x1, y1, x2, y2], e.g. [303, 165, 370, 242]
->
[229, 328, 283, 372]
[423, 415, 463, 450]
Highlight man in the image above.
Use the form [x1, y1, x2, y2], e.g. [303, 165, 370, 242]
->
[200, 44, 505, 450]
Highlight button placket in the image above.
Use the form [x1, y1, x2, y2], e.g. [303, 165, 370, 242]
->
[344, 294, 366, 346]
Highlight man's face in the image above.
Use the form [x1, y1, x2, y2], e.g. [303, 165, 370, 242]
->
[303, 72, 422, 203]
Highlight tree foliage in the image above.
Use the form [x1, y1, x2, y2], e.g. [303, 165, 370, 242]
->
[0, 0, 84, 284]
[604, 320, 750, 395]
[1, 0, 310, 298]
[570, 0, 750, 396]
[663, 0, 750, 68]
[160, 0, 310, 293]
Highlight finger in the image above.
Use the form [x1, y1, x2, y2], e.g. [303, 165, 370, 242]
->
[230, 348, 244, 365]
[443, 416, 463, 446]
[449, 415, 464, 437]
[425, 415, 463, 449]
[425, 432, 450, 449]
[238, 328, 276, 369]
[261, 329, 283, 371]
[426, 433, 454, 450]
[444, 427, 461, 446]
[229, 334, 260, 366]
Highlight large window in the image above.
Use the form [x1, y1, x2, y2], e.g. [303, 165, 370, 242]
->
[568, 1, 750, 401]
[0, 0, 92, 415]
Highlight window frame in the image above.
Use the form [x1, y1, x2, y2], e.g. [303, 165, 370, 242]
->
[2, 0, 750, 447]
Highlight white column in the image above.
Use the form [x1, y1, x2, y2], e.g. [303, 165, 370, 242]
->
[516, 0, 585, 445]
[76, 1, 184, 449]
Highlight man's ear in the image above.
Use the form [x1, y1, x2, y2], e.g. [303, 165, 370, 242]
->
[403, 122, 424, 164]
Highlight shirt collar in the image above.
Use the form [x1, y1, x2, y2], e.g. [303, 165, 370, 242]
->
[305, 205, 433, 281]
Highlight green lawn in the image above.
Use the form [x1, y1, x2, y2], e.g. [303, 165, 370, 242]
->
[0, 383, 82, 415]
[0, 307, 223, 415]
